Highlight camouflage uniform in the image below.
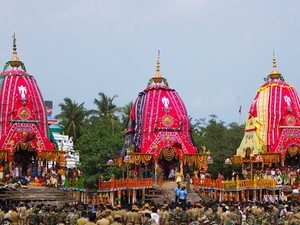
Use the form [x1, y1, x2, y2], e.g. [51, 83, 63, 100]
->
[207, 209, 220, 225]
[189, 221, 200, 225]
[56, 208, 68, 224]
[261, 212, 270, 225]
[168, 209, 177, 225]
[253, 212, 263, 225]
[275, 217, 285, 225]
[40, 208, 52, 225]
[49, 209, 57, 225]
[245, 213, 256, 225]
[253, 206, 264, 225]
[28, 208, 40, 225]
[65, 210, 79, 225]
[225, 211, 239, 225]
[174, 207, 182, 224]
[178, 209, 189, 225]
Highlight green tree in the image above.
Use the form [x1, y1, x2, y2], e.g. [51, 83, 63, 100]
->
[76, 116, 124, 188]
[191, 115, 244, 179]
[55, 97, 88, 143]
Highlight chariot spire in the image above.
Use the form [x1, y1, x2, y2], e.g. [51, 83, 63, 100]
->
[269, 51, 281, 80]
[9, 34, 21, 68]
[152, 50, 164, 84]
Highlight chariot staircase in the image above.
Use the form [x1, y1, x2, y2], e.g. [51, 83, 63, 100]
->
[0, 185, 74, 206]
[145, 181, 203, 205]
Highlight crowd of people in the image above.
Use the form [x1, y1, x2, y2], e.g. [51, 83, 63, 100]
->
[237, 166, 300, 190]
[0, 198, 300, 225]
[1, 162, 300, 224]
[252, 167, 300, 186]
[0, 162, 83, 189]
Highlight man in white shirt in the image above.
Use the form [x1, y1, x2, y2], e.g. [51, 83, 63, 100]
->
[151, 208, 160, 225]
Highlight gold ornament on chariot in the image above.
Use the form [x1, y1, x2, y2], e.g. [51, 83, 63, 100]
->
[36, 140, 41, 148]
[162, 115, 174, 126]
[18, 107, 30, 120]
[286, 115, 296, 126]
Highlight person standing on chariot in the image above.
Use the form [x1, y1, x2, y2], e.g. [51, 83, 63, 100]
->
[58, 167, 66, 186]
[168, 168, 175, 181]
[175, 171, 182, 184]
[0, 163, 4, 183]
[185, 173, 191, 192]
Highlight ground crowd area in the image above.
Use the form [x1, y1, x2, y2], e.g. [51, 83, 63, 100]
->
[0, 162, 300, 224]
[0, 197, 300, 224]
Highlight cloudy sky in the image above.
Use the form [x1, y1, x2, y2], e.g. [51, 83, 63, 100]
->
[1, 1, 300, 124]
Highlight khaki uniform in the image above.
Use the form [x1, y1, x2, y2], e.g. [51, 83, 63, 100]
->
[106, 215, 114, 224]
[119, 209, 127, 221]
[18, 206, 27, 225]
[97, 218, 110, 225]
[86, 222, 97, 225]
[25, 207, 32, 225]
[110, 222, 123, 225]
[253, 207, 264, 217]
[124, 211, 134, 225]
[220, 212, 228, 225]
[186, 208, 195, 221]
[0, 210, 4, 222]
[10, 210, 19, 225]
[288, 212, 300, 225]
[142, 218, 157, 225]
[77, 217, 88, 225]
[158, 210, 169, 225]
[132, 211, 142, 225]
[197, 207, 205, 219]
[253, 207, 264, 224]
[204, 208, 212, 218]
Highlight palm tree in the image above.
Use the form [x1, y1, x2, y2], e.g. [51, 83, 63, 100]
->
[120, 101, 133, 129]
[92, 92, 119, 117]
[55, 97, 88, 143]
[90, 92, 122, 135]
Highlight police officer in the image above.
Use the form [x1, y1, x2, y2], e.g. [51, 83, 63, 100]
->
[168, 205, 176, 225]
[178, 206, 189, 225]
[111, 214, 123, 225]
[28, 206, 40, 225]
[141, 213, 157, 225]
